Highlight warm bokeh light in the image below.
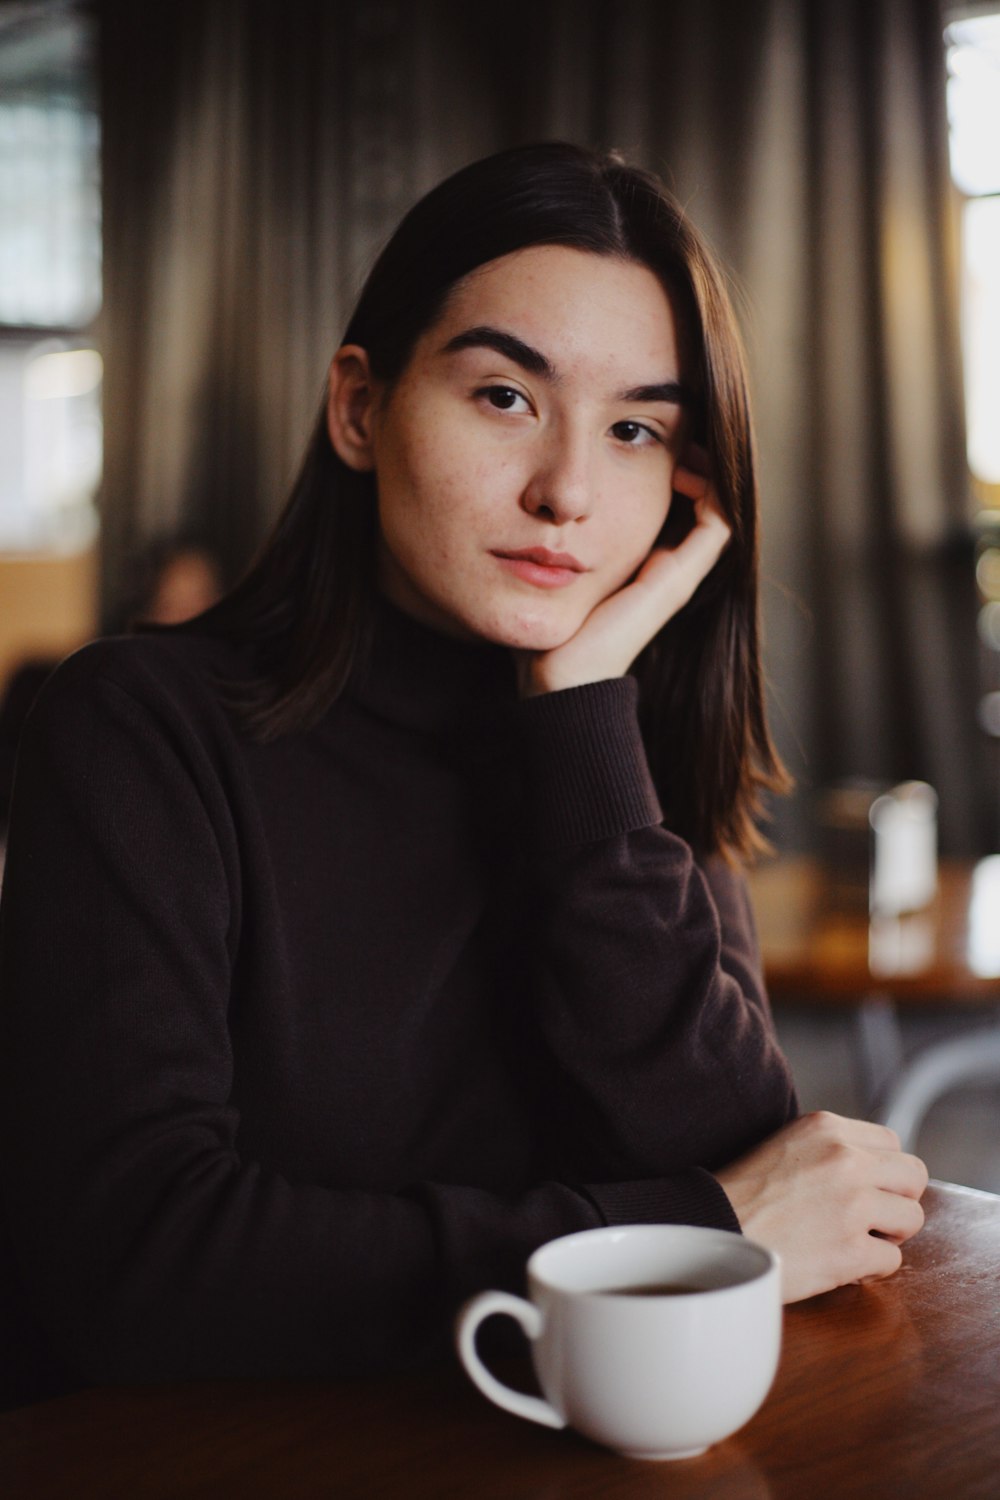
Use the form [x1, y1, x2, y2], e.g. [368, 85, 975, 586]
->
[24, 347, 103, 401]
[21, 343, 102, 544]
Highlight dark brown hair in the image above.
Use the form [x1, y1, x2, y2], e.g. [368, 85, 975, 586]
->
[194, 141, 787, 859]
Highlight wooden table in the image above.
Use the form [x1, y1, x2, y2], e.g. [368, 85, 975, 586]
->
[748, 856, 1000, 1146]
[1, 1183, 997, 1499]
[748, 857, 1000, 1003]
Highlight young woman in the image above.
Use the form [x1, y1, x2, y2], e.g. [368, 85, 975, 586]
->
[0, 143, 926, 1397]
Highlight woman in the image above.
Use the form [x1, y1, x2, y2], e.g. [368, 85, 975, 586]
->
[0, 143, 926, 1397]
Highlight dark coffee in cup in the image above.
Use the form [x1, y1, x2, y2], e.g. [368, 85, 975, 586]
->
[594, 1281, 705, 1296]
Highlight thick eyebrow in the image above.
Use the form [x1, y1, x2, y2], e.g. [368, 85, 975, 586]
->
[440, 324, 693, 406]
[441, 325, 554, 378]
[617, 380, 692, 407]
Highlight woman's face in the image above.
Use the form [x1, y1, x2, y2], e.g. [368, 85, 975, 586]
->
[359, 245, 691, 650]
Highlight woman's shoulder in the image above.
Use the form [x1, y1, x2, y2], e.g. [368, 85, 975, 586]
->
[44, 629, 245, 696]
[24, 631, 252, 747]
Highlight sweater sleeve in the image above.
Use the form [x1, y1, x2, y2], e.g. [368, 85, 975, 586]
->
[506, 676, 799, 1212]
[0, 647, 742, 1390]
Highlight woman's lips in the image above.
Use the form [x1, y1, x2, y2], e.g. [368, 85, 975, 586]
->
[492, 548, 586, 589]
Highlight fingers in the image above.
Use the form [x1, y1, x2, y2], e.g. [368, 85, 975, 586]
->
[869, 1186, 925, 1244]
[806, 1113, 929, 1201]
[602, 499, 728, 649]
[714, 1111, 931, 1304]
[671, 445, 724, 522]
[671, 464, 710, 502]
[661, 458, 731, 594]
[634, 519, 727, 606]
[672, 441, 710, 489]
[632, 486, 730, 618]
[870, 1146, 929, 1201]
[856, 1236, 905, 1286]
[671, 470, 729, 539]
[792, 1114, 928, 1210]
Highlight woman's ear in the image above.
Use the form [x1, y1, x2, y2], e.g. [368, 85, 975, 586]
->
[326, 345, 379, 472]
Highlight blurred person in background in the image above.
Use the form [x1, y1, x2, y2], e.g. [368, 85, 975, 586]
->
[108, 534, 224, 634]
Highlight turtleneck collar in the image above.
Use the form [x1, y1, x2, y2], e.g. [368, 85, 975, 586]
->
[347, 595, 518, 734]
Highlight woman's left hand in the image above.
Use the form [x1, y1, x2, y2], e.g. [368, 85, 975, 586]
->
[516, 451, 732, 698]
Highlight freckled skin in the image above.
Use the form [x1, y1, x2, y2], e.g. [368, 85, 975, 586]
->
[367, 246, 687, 651]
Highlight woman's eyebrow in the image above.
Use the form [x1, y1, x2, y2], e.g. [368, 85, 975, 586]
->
[441, 325, 554, 378]
[440, 323, 694, 406]
[618, 380, 693, 407]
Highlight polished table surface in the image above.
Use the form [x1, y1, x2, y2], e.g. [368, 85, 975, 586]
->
[2, 1182, 998, 1499]
[747, 856, 1000, 1004]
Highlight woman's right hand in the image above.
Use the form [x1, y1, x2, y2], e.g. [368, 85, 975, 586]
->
[713, 1111, 929, 1303]
[515, 448, 731, 698]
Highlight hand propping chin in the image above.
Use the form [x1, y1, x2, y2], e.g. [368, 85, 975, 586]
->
[516, 465, 731, 698]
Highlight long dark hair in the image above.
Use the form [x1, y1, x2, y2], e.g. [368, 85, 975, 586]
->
[195, 141, 787, 859]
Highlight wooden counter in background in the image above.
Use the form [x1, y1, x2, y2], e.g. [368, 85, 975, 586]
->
[0, 546, 97, 688]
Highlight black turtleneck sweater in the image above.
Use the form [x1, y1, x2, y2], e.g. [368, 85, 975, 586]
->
[0, 604, 796, 1389]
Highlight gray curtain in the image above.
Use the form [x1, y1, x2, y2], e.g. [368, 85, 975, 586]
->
[97, 0, 988, 853]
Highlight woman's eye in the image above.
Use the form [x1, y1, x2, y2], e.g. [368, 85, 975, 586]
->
[479, 385, 529, 413]
[611, 420, 658, 447]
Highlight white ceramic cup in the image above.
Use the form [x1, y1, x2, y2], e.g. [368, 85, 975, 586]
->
[455, 1224, 781, 1461]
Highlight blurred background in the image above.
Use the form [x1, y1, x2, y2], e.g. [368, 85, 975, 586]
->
[1, 0, 999, 1185]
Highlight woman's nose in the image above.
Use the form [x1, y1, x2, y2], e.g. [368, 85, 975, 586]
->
[520, 432, 594, 525]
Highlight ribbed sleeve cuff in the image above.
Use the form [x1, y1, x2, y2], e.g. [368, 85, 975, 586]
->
[510, 677, 662, 851]
[582, 1170, 742, 1235]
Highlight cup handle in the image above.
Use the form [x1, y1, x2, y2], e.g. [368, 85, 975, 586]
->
[455, 1290, 566, 1430]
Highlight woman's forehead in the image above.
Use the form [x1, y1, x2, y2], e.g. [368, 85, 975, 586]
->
[425, 245, 683, 387]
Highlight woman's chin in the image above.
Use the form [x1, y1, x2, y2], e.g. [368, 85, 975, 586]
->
[378, 578, 585, 652]
[476, 609, 583, 654]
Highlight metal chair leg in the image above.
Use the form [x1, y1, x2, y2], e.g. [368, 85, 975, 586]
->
[875, 1029, 1000, 1152]
[854, 995, 906, 1112]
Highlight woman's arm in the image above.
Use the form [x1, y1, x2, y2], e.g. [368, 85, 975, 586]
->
[505, 453, 793, 1175]
[507, 678, 927, 1303]
[508, 676, 798, 1187]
